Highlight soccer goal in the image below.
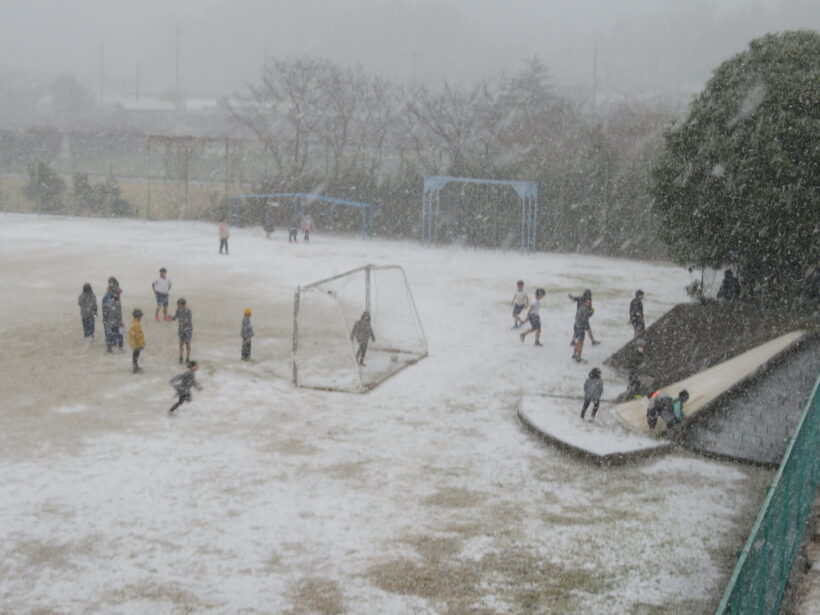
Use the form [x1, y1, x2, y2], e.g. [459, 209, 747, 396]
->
[292, 265, 427, 393]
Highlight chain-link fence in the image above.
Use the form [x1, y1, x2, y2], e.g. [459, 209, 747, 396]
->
[716, 375, 820, 614]
[0, 129, 267, 220]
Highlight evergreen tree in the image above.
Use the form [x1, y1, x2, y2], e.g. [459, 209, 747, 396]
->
[650, 31, 820, 291]
[23, 162, 66, 213]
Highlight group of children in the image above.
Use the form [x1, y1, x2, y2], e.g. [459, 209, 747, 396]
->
[511, 281, 688, 432]
[511, 280, 599, 362]
[78, 267, 257, 414]
[288, 213, 315, 243]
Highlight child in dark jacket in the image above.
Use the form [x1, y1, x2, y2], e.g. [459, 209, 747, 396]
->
[646, 389, 689, 431]
[350, 311, 376, 365]
[168, 361, 202, 414]
[101, 277, 123, 352]
[568, 289, 598, 347]
[572, 297, 594, 362]
[78, 283, 98, 339]
[241, 308, 254, 360]
[581, 367, 604, 420]
[172, 298, 193, 364]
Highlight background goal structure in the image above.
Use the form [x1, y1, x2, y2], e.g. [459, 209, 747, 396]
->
[292, 264, 427, 393]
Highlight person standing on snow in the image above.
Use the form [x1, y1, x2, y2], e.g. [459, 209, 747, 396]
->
[300, 213, 315, 243]
[218, 218, 230, 254]
[78, 283, 98, 340]
[152, 267, 172, 322]
[511, 280, 530, 329]
[127, 308, 146, 373]
[171, 298, 193, 364]
[580, 367, 604, 421]
[629, 290, 645, 339]
[568, 289, 599, 348]
[102, 277, 123, 353]
[241, 308, 254, 360]
[350, 311, 376, 365]
[572, 296, 594, 362]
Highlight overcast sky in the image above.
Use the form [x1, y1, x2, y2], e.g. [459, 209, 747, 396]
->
[0, 0, 816, 100]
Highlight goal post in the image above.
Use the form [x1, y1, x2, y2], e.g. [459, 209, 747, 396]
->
[292, 264, 427, 393]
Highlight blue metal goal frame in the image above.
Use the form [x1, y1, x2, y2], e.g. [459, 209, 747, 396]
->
[228, 193, 375, 238]
[420, 176, 539, 252]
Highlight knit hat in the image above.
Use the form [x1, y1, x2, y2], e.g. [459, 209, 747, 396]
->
[244, 308, 252, 316]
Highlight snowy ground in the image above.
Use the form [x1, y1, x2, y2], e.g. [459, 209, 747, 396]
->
[0, 214, 773, 614]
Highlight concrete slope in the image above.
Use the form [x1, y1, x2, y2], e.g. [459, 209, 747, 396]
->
[614, 330, 805, 433]
[681, 338, 819, 465]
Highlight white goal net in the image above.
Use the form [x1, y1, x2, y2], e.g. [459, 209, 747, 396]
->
[292, 264, 427, 392]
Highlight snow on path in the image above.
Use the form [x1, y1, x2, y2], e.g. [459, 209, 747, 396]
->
[0, 214, 772, 614]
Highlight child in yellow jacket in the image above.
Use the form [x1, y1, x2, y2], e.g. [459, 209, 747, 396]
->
[127, 309, 146, 373]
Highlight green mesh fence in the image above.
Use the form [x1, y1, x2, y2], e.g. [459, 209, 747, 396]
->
[716, 375, 820, 615]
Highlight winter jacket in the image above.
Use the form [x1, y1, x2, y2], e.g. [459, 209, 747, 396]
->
[655, 396, 686, 426]
[170, 371, 200, 396]
[241, 316, 254, 339]
[78, 292, 97, 319]
[127, 319, 145, 350]
[172, 308, 193, 335]
[218, 221, 230, 240]
[101, 291, 123, 333]
[351, 317, 375, 345]
[629, 298, 644, 325]
[717, 274, 741, 301]
[574, 303, 592, 330]
[583, 376, 603, 401]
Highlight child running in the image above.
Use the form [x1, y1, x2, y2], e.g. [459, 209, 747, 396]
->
[152, 267, 172, 322]
[168, 360, 202, 414]
[241, 308, 254, 361]
[520, 288, 545, 346]
[127, 308, 146, 373]
[350, 311, 376, 366]
[171, 298, 193, 364]
[511, 280, 530, 328]
[580, 368, 603, 421]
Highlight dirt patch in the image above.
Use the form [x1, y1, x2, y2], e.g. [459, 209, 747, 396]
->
[100, 579, 212, 612]
[606, 300, 819, 393]
[368, 541, 613, 614]
[286, 577, 346, 615]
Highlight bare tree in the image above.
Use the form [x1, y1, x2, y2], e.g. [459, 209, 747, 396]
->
[230, 57, 331, 182]
[404, 80, 482, 173]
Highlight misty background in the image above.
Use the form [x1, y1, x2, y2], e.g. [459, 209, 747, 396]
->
[1, 0, 816, 100]
[0, 0, 817, 260]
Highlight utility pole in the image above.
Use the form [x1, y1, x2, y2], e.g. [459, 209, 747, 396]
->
[175, 26, 182, 107]
[224, 139, 230, 199]
[99, 41, 105, 104]
[592, 48, 598, 111]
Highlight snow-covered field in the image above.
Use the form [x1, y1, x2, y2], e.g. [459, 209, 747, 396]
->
[0, 214, 772, 614]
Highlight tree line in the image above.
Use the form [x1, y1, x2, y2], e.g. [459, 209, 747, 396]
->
[229, 56, 682, 257]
